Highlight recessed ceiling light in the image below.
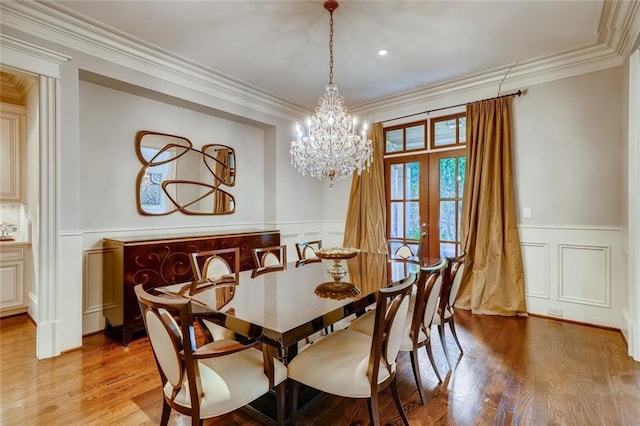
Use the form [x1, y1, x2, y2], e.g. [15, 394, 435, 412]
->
[378, 49, 389, 56]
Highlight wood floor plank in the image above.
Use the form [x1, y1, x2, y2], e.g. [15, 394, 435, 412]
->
[1, 311, 639, 425]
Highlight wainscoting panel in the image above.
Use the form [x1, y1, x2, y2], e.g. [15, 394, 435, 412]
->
[558, 244, 610, 307]
[519, 226, 623, 329]
[521, 242, 549, 299]
[82, 249, 104, 334]
[82, 248, 118, 334]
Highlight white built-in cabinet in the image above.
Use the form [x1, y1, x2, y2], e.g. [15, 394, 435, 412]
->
[1, 103, 29, 317]
[0, 243, 29, 317]
[0, 103, 26, 203]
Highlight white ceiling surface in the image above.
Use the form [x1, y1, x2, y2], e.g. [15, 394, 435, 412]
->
[55, 1, 605, 110]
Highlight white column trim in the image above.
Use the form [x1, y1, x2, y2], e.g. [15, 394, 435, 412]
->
[0, 35, 66, 359]
[628, 49, 640, 361]
[35, 75, 60, 359]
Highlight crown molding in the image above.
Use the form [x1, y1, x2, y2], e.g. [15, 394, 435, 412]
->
[357, 41, 624, 122]
[356, 0, 639, 122]
[1, 1, 638, 124]
[0, 1, 307, 121]
[598, 0, 640, 56]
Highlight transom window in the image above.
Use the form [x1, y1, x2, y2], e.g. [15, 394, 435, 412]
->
[385, 122, 426, 153]
[430, 113, 466, 149]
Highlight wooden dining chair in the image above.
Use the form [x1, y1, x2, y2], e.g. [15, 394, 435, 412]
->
[288, 275, 414, 426]
[388, 240, 423, 262]
[295, 240, 322, 267]
[190, 247, 239, 288]
[348, 263, 445, 404]
[189, 247, 240, 342]
[134, 284, 287, 426]
[251, 245, 287, 277]
[433, 253, 466, 367]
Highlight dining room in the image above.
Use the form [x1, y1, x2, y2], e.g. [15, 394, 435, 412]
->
[1, 0, 640, 424]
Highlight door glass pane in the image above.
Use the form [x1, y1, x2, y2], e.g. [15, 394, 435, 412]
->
[390, 261, 407, 281]
[434, 120, 456, 146]
[389, 241, 401, 255]
[457, 156, 466, 198]
[459, 117, 466, 143]
[390, 202, 403, 238]
[386, 129, 403, 153]
[406, 125, 425, 150]
[390, 164, 403, 200]
[406, 201, 420, 240]
[406, 162, 419, 199]
[457, 200, 463, 241]
[439, 158, 456, 198]
[440, 243, 456, 258]
[439, 200, 455, 240]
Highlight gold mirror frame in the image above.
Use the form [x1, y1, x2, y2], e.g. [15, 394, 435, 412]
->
[135, 130, 236, 216]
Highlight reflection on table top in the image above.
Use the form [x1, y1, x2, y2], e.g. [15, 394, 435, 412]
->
[157, 253, 445, 352]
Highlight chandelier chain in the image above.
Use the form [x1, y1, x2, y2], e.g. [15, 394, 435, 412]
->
[328, 10, 334, 84]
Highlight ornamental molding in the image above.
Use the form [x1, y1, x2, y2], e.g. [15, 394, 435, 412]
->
[0, 1, 307, 121]
[1, 0, 638, 121]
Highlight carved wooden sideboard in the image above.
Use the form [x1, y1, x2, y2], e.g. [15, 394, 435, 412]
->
[103, 229, 280, 345]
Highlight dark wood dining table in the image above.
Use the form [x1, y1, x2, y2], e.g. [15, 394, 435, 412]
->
[155, 251, 445, 424]
[157, 252, 445, 362]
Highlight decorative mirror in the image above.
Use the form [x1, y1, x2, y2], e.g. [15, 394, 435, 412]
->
[135, 130, 236, 215]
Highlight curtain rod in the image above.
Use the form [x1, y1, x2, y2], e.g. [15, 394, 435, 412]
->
[379, 89, 523, 124]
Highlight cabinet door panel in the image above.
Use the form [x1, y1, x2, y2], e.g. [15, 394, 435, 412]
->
[0, 261, 24, 311]
[0, 104, 26, 202]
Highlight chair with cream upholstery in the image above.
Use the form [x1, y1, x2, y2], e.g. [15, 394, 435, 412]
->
[251, 245, 287, 277]
[287, 275, 414, 426]
[135, 284, 287, 426]
[433, 253, 466, 367]
[189, 248, 240, 342]
[190, 247, 239, 288]
[295, 240, 322, 267]
[349, 263, 445, 404]
[388, 240, 423, 262]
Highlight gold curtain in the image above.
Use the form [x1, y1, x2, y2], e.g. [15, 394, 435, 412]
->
[343, 123, 387, 254]
[456, 97, 526, 316]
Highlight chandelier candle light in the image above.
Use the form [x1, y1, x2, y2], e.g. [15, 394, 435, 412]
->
[290, 0, 373, 188]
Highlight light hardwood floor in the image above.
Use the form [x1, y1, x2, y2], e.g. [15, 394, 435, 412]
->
[1, 311, 639, 425]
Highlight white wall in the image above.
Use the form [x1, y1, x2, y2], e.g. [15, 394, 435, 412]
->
[512, 67, 623, 226]
[511, 68, 626, 327]
[78, 80, 266, 232]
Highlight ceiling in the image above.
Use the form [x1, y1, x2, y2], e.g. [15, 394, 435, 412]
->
[46, 1, 633, 110]
[0, 68, 37, 106]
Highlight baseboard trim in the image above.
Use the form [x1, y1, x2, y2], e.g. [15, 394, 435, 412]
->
[528, 313, 621, 333]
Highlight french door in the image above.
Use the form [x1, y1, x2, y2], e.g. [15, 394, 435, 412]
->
[428, 150, 466, 258]
[385, 149, 466, 261]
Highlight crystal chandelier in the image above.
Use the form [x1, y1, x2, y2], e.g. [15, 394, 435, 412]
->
[290, 0, 373, 188]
